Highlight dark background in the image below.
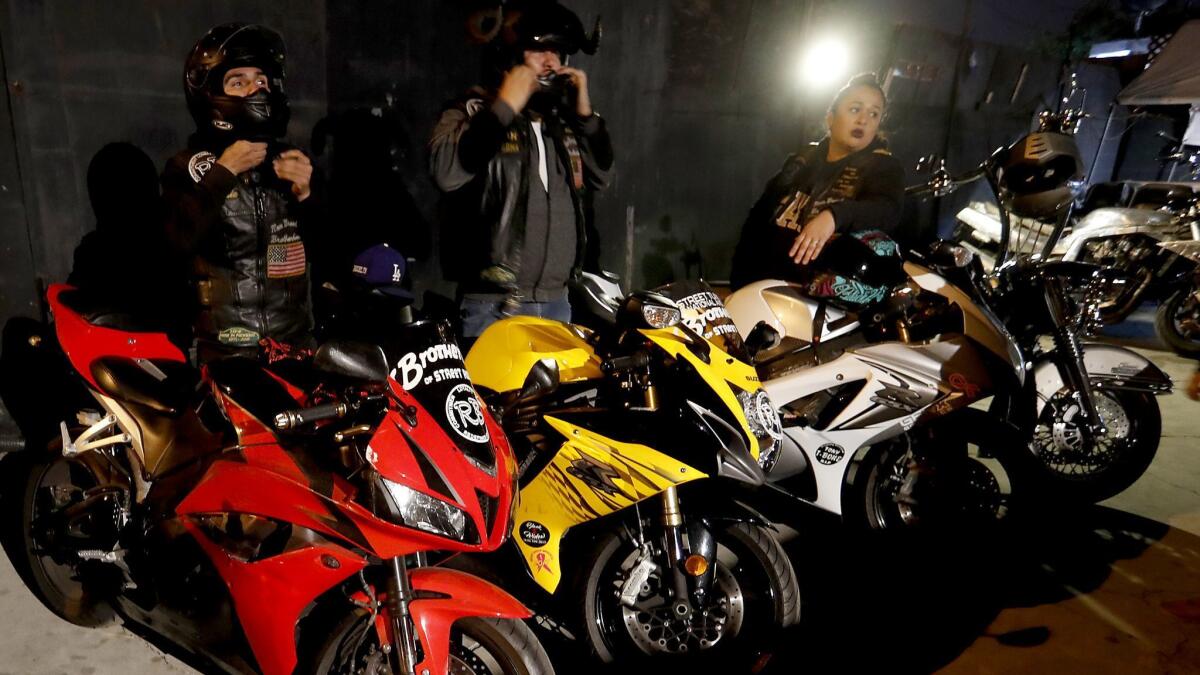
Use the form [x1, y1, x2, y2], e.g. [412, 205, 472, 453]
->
[0, 0, 1190, 435]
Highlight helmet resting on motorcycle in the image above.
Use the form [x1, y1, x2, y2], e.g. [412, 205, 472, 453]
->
[804, 230, 907, 311]
[996, 131, 1083, 221]
[184, 23, 290, 141]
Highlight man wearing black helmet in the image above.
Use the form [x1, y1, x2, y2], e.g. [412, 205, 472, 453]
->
[163, 23, 318, 361]
[430, 1, 613, 338]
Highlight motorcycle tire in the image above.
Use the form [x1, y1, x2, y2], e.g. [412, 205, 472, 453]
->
[307, 611, 553, 675]
[15, 449, 123, 627]
[574, 521, 800, 666]
[1155, 287, 1200, 356]
[855, 409, 1028, 530]
[1028, 388, 1161, 504]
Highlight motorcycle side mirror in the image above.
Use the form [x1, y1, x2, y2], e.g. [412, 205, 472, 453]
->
[745, 321, 782, 359]
[518, 358, 560, 402]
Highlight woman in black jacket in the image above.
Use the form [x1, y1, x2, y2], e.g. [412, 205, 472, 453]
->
[730, 73, 904, 289]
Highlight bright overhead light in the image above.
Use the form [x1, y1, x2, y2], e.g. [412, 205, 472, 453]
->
[798, 37, 850, 88]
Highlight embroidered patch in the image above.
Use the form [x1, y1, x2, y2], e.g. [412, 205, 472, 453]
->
[187, 151, 217, 183]
[266, 240, 307, 278]
[217, 327, 260, 346]
[561, 128, 585, 189]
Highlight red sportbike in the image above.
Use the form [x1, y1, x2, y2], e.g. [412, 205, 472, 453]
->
[14, 284, 552, 675]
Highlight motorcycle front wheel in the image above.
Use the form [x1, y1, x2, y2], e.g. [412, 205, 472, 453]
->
[1155, 285, 1200, 355]
[574, 521, 800, 666]
[856, 409, 1026, 530]
[1029, 387, 1160, 503]
[308, 611, 553, 675]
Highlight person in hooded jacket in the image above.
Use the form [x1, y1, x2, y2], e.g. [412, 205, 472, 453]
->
[731, 73, 904, 289]
[162, 23, 318, 362]
[430, 1, 613, 338]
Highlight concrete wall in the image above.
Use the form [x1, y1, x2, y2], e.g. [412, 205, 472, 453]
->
[0, 1, 327, 321]
[0, 0, 1106, 308]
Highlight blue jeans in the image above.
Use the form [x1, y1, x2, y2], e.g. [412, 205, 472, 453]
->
[460, 293, 572, 338]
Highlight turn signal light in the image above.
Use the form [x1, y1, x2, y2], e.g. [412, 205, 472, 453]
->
[684, 554, 709, 577]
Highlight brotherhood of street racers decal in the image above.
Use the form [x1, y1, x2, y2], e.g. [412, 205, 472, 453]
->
[187, 151, 217, 183]
[445, 383, 490, 444]
[393, 342, 471, 391]
[389, 322, 494, 463]
[654, 279, 746, 355]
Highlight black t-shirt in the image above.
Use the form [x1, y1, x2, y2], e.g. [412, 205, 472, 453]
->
[730, 138, 904, 289]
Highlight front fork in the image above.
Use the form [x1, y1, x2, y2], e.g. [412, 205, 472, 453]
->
[1043, 276, 1107, 446]
[658, 487, 716, 616]
[387, 556, 421, 675]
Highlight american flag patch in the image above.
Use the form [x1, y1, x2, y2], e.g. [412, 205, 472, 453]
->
[267, 241, 306, 278]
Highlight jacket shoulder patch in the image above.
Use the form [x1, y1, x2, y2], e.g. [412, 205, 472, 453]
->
[187, 151, 218, 183]
[464, 98, 486, 118]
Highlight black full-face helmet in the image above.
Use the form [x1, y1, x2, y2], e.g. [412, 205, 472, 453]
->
[184, 23, 290, 141]
[487, 1, 600, 88]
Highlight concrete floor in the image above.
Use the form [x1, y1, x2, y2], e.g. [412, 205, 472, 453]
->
[0, 346, 1197, 674]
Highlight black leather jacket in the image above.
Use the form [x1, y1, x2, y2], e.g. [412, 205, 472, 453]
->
[430, 91, 613, 293]
[162, 138, 316, 348]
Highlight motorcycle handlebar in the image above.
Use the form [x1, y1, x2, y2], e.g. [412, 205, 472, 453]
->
[601, 352, 651, 374]
[904, 165, 989, 197]
[274, 401, 348, 431]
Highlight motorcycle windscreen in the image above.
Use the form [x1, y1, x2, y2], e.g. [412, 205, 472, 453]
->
[653, 280, 747, 357]
[383, 320, 497, 475]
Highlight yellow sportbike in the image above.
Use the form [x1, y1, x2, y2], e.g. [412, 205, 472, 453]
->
[465, 279, 801, 664]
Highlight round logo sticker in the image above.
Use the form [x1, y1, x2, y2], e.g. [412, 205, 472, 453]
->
[445, 383, 490, 444]
[814, 443, 846, 465]
[519, 521, 549, 548]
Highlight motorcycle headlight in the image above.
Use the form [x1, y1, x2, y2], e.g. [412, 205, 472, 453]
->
[642, 303, 682, 329]
[381, 478, 469, 541]
[737, 390, 783, 472]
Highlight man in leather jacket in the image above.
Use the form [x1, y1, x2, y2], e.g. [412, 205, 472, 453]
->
[430, 1, 613, 338]
[163, 23, 317, 361]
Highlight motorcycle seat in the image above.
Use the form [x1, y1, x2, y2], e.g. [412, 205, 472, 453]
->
[57, 288, 178, 334]
[90, 357, 199, 416]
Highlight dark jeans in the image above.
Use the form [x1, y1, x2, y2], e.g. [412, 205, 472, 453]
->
[459, 292, 571, 338]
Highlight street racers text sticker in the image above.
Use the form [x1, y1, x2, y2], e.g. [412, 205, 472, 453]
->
[675, 290, 740, 340]
[392, 343, 470, 391]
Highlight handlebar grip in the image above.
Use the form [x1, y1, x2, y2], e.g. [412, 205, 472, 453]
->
[274, 402, 348, 430]
[601, 352, 651, 373]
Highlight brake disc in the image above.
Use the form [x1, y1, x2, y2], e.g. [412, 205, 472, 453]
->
[621, 562, 745, 655]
